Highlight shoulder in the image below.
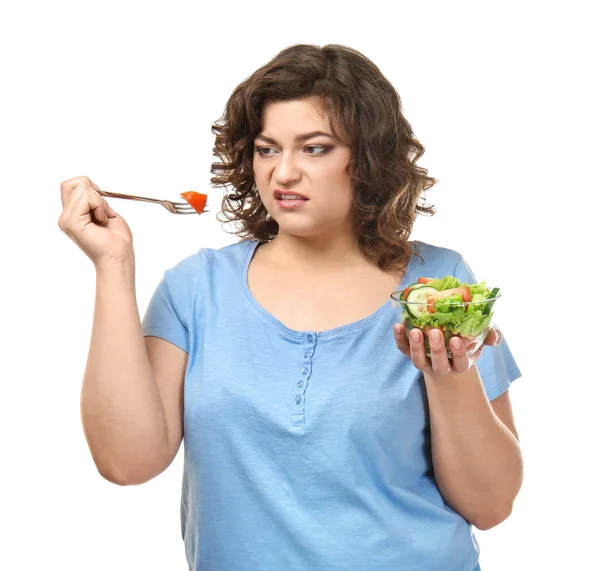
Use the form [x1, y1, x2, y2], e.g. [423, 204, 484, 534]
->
[154, 240, 258, 314]
[166, 239, 257, 277]
[411, 240, 482, 286]
[200, 239, 258, 269]
[411, 240, 464, 272]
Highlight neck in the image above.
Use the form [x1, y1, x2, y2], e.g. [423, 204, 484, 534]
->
[263, 231, 365, 273]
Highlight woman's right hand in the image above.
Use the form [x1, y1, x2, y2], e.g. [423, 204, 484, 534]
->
[58, 176, 135, 267]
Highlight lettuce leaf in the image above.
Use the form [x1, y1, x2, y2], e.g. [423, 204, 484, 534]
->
[468, 282, 490, 295]
[451, 311, 493, 337]
[426, 276, 462, 290]
[433, 294, 464, 313]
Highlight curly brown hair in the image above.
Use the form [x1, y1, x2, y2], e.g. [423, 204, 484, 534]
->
[210, 43, 437, 272]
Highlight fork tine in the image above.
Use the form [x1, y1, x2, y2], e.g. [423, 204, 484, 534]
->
[173, 206, 210, 215]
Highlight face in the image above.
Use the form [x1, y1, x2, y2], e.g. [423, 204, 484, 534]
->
[252, 97, 355, 240]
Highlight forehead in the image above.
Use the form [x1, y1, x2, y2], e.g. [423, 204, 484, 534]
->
[260, 97, 331, 131]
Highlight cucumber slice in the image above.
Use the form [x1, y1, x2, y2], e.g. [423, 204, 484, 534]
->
[483, 287, 500, 316]
[399, 282, 427, 301]
[405, 286, 439, 319]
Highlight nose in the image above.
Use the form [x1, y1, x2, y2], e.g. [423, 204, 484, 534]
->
[273, 151, 302, 186]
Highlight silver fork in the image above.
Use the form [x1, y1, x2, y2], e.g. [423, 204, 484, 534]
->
[98, 190, 209, 215]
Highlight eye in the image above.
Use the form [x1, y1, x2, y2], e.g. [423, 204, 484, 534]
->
[305, 145, 330, 155]
[255, 146, 276, 156]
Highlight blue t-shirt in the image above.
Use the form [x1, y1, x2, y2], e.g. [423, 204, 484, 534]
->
[141, 239, 521, 571]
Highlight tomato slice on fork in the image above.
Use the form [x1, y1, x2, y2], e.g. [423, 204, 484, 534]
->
[180, 191, 208, 215]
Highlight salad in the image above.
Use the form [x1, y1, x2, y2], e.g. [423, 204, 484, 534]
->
[395, 276, 500, 353]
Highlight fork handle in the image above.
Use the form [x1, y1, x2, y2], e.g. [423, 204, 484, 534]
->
[98, 190, 164, 205]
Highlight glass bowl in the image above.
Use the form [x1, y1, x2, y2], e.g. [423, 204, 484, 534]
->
[390, 290, 501, 359]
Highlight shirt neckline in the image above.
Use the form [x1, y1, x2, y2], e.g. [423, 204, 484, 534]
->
[240, 239, 419, 340]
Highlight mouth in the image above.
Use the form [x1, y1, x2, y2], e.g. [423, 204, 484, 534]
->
[273, 189, 309, 210]
[273, 189, 309, 201]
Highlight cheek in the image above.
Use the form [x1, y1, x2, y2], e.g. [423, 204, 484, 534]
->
[252, 166, 272, 205]
[315, 164, 353, 196]
[252, 162, 269, 188]
[318, 153, 351, 180]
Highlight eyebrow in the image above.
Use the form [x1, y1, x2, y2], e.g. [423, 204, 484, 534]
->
[255, 131, 336, 145]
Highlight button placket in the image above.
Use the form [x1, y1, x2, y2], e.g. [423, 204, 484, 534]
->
[291, 332, 317, 426]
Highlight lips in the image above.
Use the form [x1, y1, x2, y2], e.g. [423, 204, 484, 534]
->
[273, 189, 308, 200]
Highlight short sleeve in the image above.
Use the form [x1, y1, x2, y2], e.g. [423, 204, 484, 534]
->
[453, 256, 522, 401]
[141, 251, 203, 354]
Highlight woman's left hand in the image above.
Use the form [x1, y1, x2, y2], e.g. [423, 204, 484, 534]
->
[393, 325, 502, 376]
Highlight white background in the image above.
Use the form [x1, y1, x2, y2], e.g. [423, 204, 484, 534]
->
[1, 1, 598, 569]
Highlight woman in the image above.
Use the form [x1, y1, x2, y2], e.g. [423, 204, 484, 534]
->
[58, 44, 523, 571]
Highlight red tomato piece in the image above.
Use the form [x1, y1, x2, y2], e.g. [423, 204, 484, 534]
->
[180, 191, 208, 215]
[426, 297, 436, 314]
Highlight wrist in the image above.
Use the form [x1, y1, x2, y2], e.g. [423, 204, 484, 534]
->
[423, 365, 481, 386]
[94, 256, 136, 282]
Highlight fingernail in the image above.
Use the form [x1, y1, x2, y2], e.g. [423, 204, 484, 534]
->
[108, 207, 116, 217]
[410, 329, 420, 343]
[451, 338, 462, 350]
[394, 324, 402, 335]
[430, 329, 441, 342]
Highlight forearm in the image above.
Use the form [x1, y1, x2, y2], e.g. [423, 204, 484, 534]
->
[424, 367, 523, 529]
[81, 261, 169, 484]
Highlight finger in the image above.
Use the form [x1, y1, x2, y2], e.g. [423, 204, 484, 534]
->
[85, 180, 116, 218]
[60, 176, 97, 208]
[90, 181, 114, 216]
[409, 328, 429, 371]
[60, 182, 97, 231]
[483, 328, 500, 347]
[65, 184, 110, 227]
[393, 324, 410, 356]
[428, 328, 452, 375]
[448, 336, 471, 373]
